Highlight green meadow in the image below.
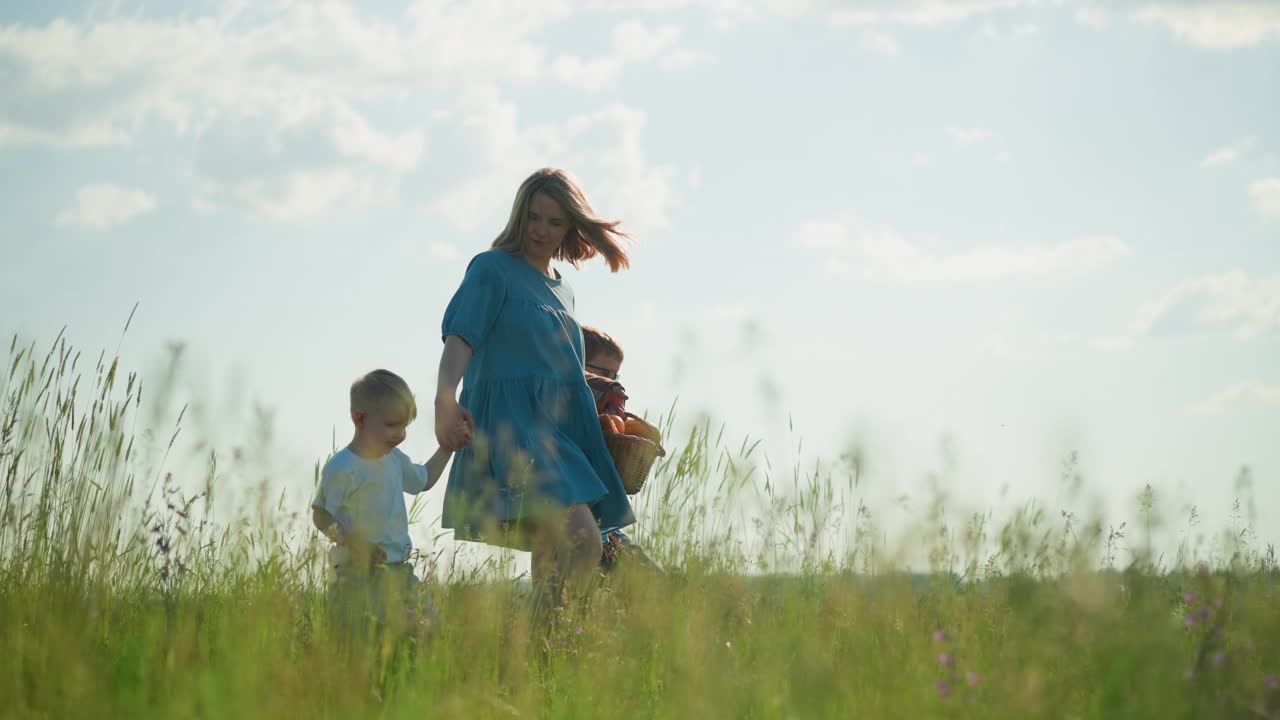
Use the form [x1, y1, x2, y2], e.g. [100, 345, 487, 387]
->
[3, 328, 1277, 719]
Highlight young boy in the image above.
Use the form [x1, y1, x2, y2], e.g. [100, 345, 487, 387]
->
[312, 368, 470, 631]
[581, 326, 664, 575]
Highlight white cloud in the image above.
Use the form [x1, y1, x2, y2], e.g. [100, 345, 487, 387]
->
[552, 20, 705, 91]
[0, 123, 129, 149]
[55, 183, 156, 230]
[1201, 136, 1256, 168]
[603, 0, 1036, 31]
[859, 31, 900, 55]
[791, 214, 1131, 287]
[195, 169, 390, 223]
[0, 3, 597, 222]
[1074, 7, 1110, 28]
[432, 90, 678, 237]
[330, 105, 425, 173]
[1249, 178, 1280, 218]
[688, 164, 703, 189]
[1137, 271, 1280, 340]
[828, 0, 1029, 27]
[1190, 381, 1280, 417]
[1134, 3, 1280, 49]
[0, 3, 567, 150]
[613, 20, 683, 60]
[187, 100, 421, 221]
[946, 127, 994, 145]
[552, 55, 625, 92]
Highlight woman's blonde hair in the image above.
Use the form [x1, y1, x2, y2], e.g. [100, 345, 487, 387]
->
[491, 168, 631, 272]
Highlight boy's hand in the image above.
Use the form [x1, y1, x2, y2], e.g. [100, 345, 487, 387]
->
[456, 417, 474, 446]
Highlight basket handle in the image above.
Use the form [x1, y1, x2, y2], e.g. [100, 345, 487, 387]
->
[620, 413, 666, 456]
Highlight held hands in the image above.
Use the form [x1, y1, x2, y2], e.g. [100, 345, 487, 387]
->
[435, 396, 475, 451]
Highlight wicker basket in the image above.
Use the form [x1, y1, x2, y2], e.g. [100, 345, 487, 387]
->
[604, 413, 666, 495]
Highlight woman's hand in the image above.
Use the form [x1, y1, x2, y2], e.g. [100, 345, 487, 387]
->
[435, 396, 474, 451]
[435, 334, 475, 450]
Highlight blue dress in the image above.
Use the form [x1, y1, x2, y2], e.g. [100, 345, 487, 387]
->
[440, 249, 634, 546]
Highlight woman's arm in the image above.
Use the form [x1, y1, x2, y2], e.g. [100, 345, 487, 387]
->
[435, 335, 475, 450]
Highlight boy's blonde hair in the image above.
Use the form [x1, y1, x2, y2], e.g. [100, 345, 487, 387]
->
[350, 369, 416, 419]
[491, 168, 631, 272]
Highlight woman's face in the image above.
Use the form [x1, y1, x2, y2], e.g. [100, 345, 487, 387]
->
[524, 191, 571, 264]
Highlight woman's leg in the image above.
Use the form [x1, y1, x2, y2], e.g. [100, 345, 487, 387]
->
[526, 503, 602, 621]
[527, 503, 602, 581]
[561, 503, 603, 579]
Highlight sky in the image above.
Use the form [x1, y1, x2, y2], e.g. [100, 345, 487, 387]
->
[2, 0, 1278, 569]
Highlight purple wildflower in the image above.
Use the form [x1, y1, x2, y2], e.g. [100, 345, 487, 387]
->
[939, 653, 954, 668]
[933, 630, 946, 644]
[936, 680, 952, 698]
[1212, 652, 1227, 668]
[966, 671, 980, 687]
[1196, 606, 1212, 622]
[576, 626, 584, 634]
[1183, 591, 1197, 604]
[1185, 613, 1199, 628]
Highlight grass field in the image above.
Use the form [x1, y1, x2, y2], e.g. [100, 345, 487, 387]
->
[2, 330, 1278, 719]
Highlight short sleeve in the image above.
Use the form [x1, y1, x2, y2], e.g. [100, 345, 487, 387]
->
[395, 449, 429, 494]
[442, 252, 507, 350]
[312, 463, 351, 516]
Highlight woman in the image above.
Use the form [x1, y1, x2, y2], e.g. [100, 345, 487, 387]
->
[434, 168, 635, 599]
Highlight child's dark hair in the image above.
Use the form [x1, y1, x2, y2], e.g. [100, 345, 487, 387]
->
[582, 326, 623, 363]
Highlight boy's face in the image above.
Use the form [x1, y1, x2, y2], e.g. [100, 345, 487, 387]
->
[586, 351, 622, 380]
[354, 402, 412, 454]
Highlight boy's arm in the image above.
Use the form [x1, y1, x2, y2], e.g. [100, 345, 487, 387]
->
[423, 446, 453, 492]
[310, 506, 386, 564]
[312, 506, 346, 545]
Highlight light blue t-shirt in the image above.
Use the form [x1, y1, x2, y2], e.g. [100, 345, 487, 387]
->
[312, 447, 428, 566]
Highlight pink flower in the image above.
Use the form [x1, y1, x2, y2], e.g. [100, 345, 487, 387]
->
[966, 671, 980, 687]
[939, 653, 954, 668]
[936, 680, 951, 698]
[933, 630, 946, 644]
